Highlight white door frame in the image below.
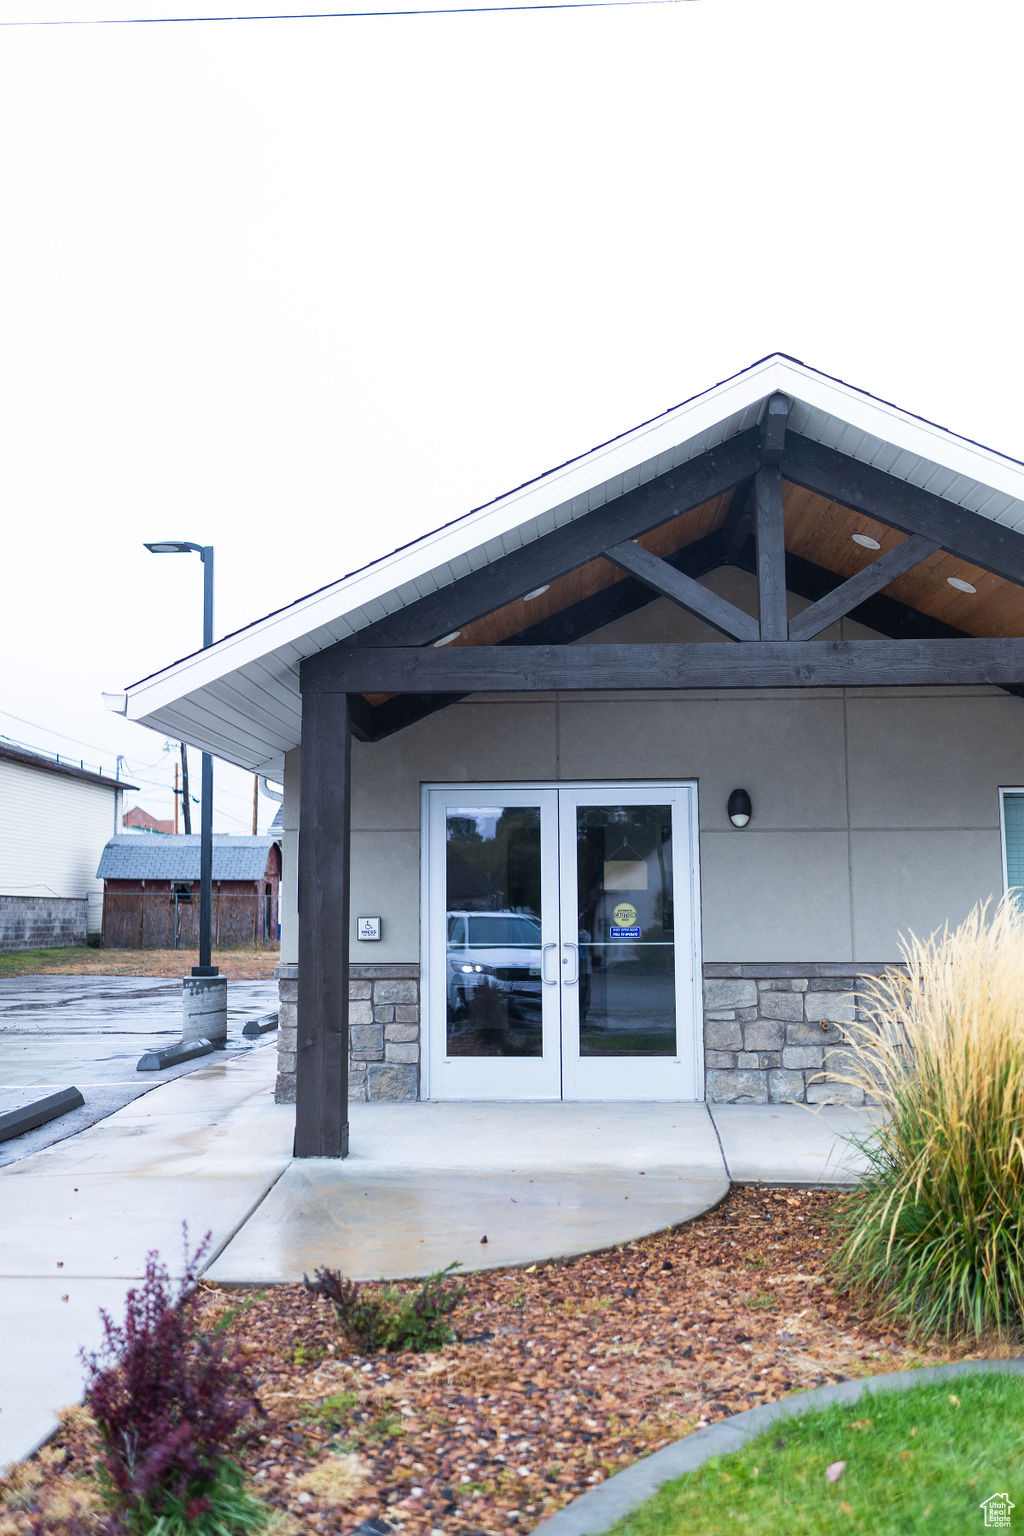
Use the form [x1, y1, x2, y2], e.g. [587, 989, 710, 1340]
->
[421, 780, 704, 1101]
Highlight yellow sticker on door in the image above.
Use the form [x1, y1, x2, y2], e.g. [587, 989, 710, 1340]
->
[610, 902, 641, 938]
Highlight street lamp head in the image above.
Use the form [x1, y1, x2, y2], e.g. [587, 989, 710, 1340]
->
[144, 541, 204, 556]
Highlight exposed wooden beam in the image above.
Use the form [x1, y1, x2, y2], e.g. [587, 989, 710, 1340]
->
[755, 465, 788, 640]
[344, 431, 760, 649]
[308, 638, 1024, 695]
[362, 531, 731, 740]
[358, 530, 1024, 738]
[346, 691, 376, 743]
[759, 391, 790, 466]
[782, 433, 1024, 587]
[720, 479, 755, 564]
[604, 538, 759, 641]
[788, 534, 940, 641]
[734, 538, 969, 644]
[294, 689, 350, 1158]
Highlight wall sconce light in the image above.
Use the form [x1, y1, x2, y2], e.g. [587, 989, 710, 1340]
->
[728, 788, 752, 828]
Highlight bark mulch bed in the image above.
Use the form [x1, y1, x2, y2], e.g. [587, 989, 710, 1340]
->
[4, 1188, 1005, 1536]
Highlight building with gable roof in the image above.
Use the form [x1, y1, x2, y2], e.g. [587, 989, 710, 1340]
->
[107, 354, 1024, 1155]
[96, 833, 280, 948]
[0, 743, 135, 950]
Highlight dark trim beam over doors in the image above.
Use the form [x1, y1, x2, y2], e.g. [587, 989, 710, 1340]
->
[305, 638, 1024, 694]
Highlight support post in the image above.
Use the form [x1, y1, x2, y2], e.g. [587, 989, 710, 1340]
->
[294, 687, 351, 1158]
[755, 465, 788, 641]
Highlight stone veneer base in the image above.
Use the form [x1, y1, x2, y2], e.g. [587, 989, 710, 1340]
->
[275, 963, 420, 1104]
[276, 961, 895, 1106]
[702, 963, 896, 1105]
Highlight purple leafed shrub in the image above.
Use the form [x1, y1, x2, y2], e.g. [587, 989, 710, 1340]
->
[81, 1229, 262, 1526]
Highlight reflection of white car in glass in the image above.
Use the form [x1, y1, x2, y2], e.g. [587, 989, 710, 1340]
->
[446, 910, 543, 1014]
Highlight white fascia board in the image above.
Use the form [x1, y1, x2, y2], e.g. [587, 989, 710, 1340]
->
[777, 359, 1024, 504]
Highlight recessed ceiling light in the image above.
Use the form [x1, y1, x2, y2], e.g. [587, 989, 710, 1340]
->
[851, 534, 881, 550]
[433, 631, 461, 647]
[523, 585, 550, 602]
[947, 577, 977, 595]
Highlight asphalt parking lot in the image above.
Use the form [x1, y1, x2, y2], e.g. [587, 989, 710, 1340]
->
[0, 975, 279, 1166]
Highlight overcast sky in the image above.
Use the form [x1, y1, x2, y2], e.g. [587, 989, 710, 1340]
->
[1, 0, 1022, 830]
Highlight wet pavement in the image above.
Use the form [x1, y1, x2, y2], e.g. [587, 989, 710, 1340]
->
[0, 1047, 293, 1469]
[0, 975, 875, 1473]
[0, 975, 279, 1166]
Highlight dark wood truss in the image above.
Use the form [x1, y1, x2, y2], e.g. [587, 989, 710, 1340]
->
[294, 393, 1024, 1155]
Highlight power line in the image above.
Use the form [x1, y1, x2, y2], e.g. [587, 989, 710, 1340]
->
[0, 708, 116, 761]
[4, 0, 693, 24]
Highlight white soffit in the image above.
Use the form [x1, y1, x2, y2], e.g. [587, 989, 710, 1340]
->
[116, 354, 1024, 775]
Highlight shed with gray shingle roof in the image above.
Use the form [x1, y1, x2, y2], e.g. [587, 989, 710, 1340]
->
[97, 834, 281, 948]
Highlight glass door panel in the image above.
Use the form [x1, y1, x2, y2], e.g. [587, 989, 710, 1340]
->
[428, 788, 561, 1099]
[427, 783, 700, 1101]
[574, 803, 676, 1057]
[559, 786, 698, 1100]
[445, 806, 544, 1058]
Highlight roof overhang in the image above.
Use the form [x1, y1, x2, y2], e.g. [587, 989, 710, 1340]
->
[112, 354, 1024, 778]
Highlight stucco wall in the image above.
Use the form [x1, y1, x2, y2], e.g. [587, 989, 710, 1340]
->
[279, 570, 1021, 966]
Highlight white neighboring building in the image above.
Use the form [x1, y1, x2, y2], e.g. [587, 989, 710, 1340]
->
[0, 744, 135, 949]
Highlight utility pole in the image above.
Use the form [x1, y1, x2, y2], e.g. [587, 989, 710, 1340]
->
[252, 775, 259, 835]
[180, 743, 192, 835]
[174, 761, 180, 834]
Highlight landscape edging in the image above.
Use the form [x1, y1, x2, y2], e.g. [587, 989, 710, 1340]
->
[530, 1357, 1024, 1535]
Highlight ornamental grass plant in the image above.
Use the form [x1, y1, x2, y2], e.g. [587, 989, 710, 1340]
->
[831, 897, 1024, 1340]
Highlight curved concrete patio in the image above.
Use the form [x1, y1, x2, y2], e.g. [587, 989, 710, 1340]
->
[0, 1042, 872, 1470]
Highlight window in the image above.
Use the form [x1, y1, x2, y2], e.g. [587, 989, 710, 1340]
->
[999, 790, 1024, 906]
[171, 882, 192, 902]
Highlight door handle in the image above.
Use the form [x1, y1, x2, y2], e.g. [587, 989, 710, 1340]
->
[541, 942, 558, 985]
[562, 942, 579, 985]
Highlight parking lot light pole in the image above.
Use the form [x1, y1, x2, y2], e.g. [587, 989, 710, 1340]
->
[144, 541, 217, 977]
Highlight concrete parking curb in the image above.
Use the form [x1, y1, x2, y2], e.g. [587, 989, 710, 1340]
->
[531, 1357, 1024, 1534]
[0, 1087, 85, 1144]
[137, 1039, 215, 1071]
[242, 1011, 279, 1037]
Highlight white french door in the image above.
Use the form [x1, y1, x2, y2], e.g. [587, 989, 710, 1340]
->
[424, 783, 702, 1101]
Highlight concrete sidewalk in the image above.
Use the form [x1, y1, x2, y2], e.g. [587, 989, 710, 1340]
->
[0, 1052, 874, 1472]
[0, 1048, 293, 1470]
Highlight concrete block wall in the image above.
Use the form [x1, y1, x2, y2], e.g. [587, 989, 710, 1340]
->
[0, 895, 87, 951]
[275, 963, 420, 1104]
[702, 965, 887, 1104]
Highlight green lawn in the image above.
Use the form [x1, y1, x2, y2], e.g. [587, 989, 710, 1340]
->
[0, 945, 278, 978]
[607, 1372, 1024, 1536]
